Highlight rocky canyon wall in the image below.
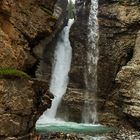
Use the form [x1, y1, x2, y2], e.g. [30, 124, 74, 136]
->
[98, 0, 140, 125]
[61, 0, 140, 127]
[0, 0, 68, 139]
[57, 0, 90, 122]
[113, 28, 140, 129]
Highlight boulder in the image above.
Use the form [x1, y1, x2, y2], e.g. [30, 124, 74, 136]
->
[0, 78, 53, 139]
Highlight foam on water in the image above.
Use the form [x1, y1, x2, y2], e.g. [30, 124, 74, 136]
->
[37, 120, 101, 127]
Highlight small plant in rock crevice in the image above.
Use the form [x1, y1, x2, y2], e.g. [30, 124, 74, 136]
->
[40, 5, 53, 15]
[0, 68, 31, 79]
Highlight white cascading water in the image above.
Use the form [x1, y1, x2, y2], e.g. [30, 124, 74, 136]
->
[36, 19, 74, 124]
[82, 0, 99, 124]
[36, 1, 111, 139]
[37, 0, 99, 125]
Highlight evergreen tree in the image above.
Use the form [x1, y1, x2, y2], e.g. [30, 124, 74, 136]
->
[68, 0, 76, 19]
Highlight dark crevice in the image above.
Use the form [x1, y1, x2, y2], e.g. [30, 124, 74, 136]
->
[114, 31, 136, 36]
[10, 21, 50, 52]
[25, 60, 40, 78]
[117, 47, 134, 74]
[101, 46, 134, 111]
[126, 47, 134, 62]
[99, 0, 140, 5]
[123, 115, 140, 130]
[126, 22, 140, 32]
[98, 14, 119, 21]
[0, 11, 11, 18]
[9, 22, 50, 78]
[99, 25, 125, 29]
[28, 32, 50, 49]
[99, 0, 119, 5]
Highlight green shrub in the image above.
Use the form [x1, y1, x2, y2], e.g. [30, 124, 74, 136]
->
[0, 68, 31, 79]
[68, 0, 76, 19]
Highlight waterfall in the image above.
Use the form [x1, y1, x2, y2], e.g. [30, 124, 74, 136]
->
[37, 0, 99, 126]
[47, 19, 74, 119]
[82, 0, 99, 124]
[36, 1, 110, 138]
[36, 19, 74, 124]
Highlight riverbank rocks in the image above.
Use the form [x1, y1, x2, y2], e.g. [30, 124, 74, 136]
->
[108, 127, 140, 140]
[35, 126, 140, 140]
[35, 132, 84, 140]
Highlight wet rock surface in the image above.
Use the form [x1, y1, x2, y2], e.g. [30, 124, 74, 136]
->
[57, 0, 94, 123]
[69, 0, 90, 88]
[57, 88, 86, 122]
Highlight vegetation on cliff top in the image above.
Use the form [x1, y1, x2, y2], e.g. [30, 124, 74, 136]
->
[0, 68, 31, 79]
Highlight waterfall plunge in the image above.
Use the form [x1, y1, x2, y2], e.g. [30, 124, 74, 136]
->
[48, 19, 74, 119]
[37, 0, 99, 125]
[82, 0, 99, 124]
[36, 19, 74, 124]
[36, 1, 109, 138]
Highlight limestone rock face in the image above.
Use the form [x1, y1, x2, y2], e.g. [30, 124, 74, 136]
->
[69, 0, 90, 88]
[97, 0, 140, 126]
[0, 0, 67, 71]
[98, 0, 140, 97]
[114, 31, 140, 128]
[64, 0, 140, 127]
[35, 0, 68, 81]
[57, 88, 85, 122]
[0, 0, 68, 139]
[0, 79, 53, 140]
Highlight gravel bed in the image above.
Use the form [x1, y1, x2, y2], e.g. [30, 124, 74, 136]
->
[36, 127, 140, 140]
